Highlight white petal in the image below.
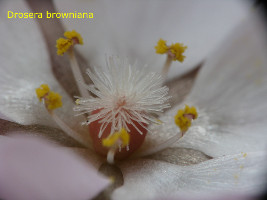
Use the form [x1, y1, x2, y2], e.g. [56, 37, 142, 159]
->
[150, 12, 267, 157]
[0, 112, 14, 123]
[0, 134, 110, 200]
[113, 152, 267, 200]
[0, 1, 90, 143]
[53, 0, 251, 79]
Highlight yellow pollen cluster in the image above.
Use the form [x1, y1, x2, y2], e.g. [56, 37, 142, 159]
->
[155, 39, 168, 54]
[56, 38, 73, 56]
[35, 84, 62, 110]
[64, 30, 84, 45]
[155, 38, 187, 62]
[36, 84, 50, 101]
[174, 105, 198, 133]
[75, 99, 80, 105]
[56, 30, 83, 55]
[45, 92, 63, 110]
[170, 43, 187, 62]
[102, 128, 130, 148]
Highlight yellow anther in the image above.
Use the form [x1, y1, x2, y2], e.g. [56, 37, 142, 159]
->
[45, 92, 63, 110]
[36, 84, 50, 101]
[102, 128, 130, 148]
[119, 128, 130, 146]
[56, 30, 83, 56]
[56, 38, 73, 56]
[155, 39, 187, 62]
[36, 84, 62, 110]
[169, 43, 187, 62]
[155, 39, 168, 54]
[156, 119, 163, 125]
[174, 105, 198, 133]
[75, 99, 80, 105]
[64, 30, 83, 45]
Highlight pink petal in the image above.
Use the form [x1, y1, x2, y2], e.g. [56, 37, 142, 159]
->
[160, 193, 253, 200]
[0, 134, 110, 200]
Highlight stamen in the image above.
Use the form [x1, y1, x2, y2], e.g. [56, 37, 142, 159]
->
[50, 112, 89, 147]
[36, 84, 50, 101]
[161, 56, 173, 79]
[56, 38, 73, 56]
[75, 99, 80, 105]
[64, 30, 83, 45]
[134, 105, 198, 157]
[35, 84, 89, 147]
[102, 128, 130, 149]
[175, 105, 198, 135]
[107, 149, 116, 164]
[56, 30, 90, 98]
[155, 39, 168, 54]
[67, 50, 90, 98]
[155, 38, 187, 78]
[56, 30, 83, 56]
[169, 43, 187, 62]
[45, 92, 63, 110]
[35, 84, 62, 110]
[102, 128, 130, 164]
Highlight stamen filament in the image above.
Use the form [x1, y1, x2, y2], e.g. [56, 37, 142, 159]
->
[155, 38, 187, 79]
[161, 55, 173, 80]
[50, 111, 90, 148]
[134, 105, 198, 157]
[36, 84, 90, 148]
[67, 49, 90, 98]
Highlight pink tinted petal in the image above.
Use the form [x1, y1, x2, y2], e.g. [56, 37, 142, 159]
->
[0, 134, 110, 200]
[161, 193, 253, 200]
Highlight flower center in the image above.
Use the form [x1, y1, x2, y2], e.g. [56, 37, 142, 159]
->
[116, 96, 127, 108]
[89, 109, 147, 161]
